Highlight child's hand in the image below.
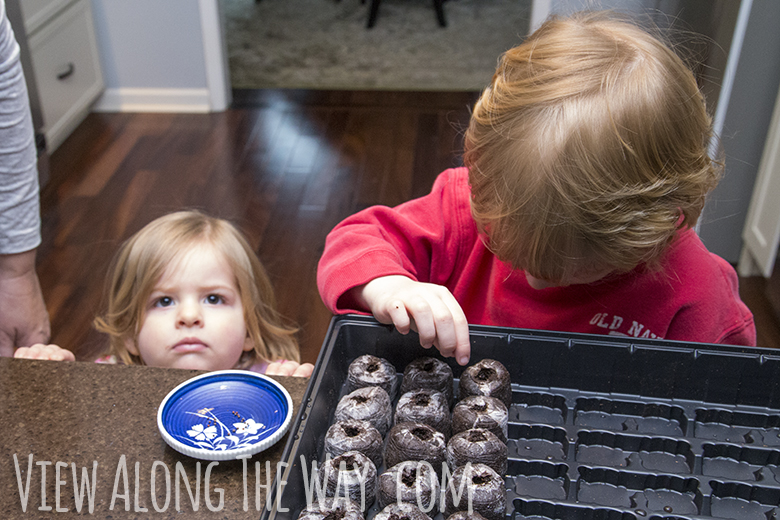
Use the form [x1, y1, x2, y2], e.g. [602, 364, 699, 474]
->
[357, 275, 471, 365]
[266, 360, 314, 377]
[14, 343, 75, 361]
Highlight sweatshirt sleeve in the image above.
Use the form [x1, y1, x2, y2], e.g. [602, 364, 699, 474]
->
[317, 168, 472, 314]
[664, 236, 757, 347]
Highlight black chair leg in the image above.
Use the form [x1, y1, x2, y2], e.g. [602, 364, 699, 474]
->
[367, 0, 380, 28]
[434, 0, 446, 27]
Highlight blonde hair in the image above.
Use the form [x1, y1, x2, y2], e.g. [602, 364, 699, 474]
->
[465, 11, 721, 282]
[94, 210, 299, 367]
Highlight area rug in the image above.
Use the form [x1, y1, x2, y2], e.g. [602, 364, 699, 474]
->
[221, 0, 532, 91]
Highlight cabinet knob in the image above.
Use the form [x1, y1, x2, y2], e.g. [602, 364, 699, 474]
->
[56, 63, 75, 81]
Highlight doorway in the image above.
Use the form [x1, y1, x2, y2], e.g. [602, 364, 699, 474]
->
[218, 0, 532, 92]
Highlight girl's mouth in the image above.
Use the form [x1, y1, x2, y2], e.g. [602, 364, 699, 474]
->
[172, 339, 208, 352]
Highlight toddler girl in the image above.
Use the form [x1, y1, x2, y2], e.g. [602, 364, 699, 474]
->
[16, 211, 313, 377]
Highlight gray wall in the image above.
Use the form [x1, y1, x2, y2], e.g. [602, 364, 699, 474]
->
[90, 0, 208, 90]
[698, 0, 780, 263]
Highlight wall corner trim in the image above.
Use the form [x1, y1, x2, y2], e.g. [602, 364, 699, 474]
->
[92, 88, 211, 113]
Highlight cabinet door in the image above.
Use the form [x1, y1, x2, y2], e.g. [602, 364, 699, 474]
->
[19, 0, 72, 34]
[742, 83, 780, 277]
[27, 0, 104, 151]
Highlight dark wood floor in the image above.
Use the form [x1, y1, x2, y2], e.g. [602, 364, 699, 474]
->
[37, 89, 780, 365]
[38, 89, 478, 364]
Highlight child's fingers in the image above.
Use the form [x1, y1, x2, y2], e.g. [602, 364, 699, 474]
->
[51, 349, 76, 361]
[384, 300, 412, 334]
[14, 344, 74, 361]
[434, 295, 470, 365]
[292, 363, 314, 378]
[265, 361, 288, 376]
[266, 360, 306, 377]
[451, 317, 471, 366]
[404, 297, 438, 348]
[278, 363, 298, 376]
[13, 346, 34, 359]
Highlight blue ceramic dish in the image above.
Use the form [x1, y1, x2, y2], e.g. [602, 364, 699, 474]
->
[157, 370, 293, 461]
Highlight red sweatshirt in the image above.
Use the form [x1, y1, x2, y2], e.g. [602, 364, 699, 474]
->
[317, 168, 756, 346]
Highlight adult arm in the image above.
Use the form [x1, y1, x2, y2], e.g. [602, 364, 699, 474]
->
[0, 0, 50, 356]
[0, 250, 49, 355]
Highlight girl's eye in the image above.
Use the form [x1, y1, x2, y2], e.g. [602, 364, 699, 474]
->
[205, 294, 224, 305]
[154, 296, 174, 308]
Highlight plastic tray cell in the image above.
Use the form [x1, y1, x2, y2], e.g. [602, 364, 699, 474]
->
[646, 517, 696, 520]
[708, 480, 780, 520]
[695, 408, 780, 446]
[511, 391, 568, 426]
[511, 498, 639, 520]
[575, 466, 702, 515]
[702, 443, 780, 483]
[508, 423, 569, 461]
[508, 460, 570, 501]
[575, 398, 687, 437]
[575, 431, 695, 474]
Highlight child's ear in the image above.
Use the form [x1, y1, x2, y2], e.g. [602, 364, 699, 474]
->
[124, 337, 140, 356]
[243, 335, 254, 352]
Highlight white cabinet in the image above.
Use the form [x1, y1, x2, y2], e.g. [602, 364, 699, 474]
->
[21, 0, 104, 151]
[741, 83, 780, 277]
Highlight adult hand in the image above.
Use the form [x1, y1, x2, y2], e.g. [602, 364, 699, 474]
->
[356, 275, 470, 365]
[14, 343, 74, 361]
[0, 250, 51, 357]
[266, 360, 314, 377]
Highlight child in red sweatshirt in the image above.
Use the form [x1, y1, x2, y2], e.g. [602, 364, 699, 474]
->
[317, 12, 756, 365]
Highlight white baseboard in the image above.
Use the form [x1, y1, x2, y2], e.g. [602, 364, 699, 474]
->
[92, 88, 213, 113]
[738, 247, 763, 277]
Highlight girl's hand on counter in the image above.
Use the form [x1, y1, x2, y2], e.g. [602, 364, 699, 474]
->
[14, 343, 75, 361]
[266, 359, 314, 377]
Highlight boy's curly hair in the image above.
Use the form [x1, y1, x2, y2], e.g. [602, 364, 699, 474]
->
[465, 11, 721, 283]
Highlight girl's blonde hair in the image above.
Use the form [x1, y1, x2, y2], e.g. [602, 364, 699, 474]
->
[94, 210, 299, 367]
[465, 11, 721, 282]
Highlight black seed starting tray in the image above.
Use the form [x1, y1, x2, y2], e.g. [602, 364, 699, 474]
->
[268, 315, 780, 520]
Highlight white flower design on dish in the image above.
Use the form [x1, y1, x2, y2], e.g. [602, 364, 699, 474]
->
[234, 418, 264, 435]
[187, 424, 218, 441]
[177, 408, 266, 451]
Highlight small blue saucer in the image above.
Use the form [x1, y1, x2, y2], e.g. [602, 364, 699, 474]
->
[157, 370, 293, 461]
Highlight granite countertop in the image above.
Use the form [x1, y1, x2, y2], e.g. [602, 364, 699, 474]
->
[0, 357, 309, 518]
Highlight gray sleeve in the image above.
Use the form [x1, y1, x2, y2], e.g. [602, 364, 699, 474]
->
[0, 0, 41, 255]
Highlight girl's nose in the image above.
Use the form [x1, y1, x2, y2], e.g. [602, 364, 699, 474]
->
[177, 299, 203, 327]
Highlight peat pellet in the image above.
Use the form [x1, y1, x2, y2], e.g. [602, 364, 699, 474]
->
[347, 355, 399, 400]
[395, 389, 452, 439]
[335, 386, 393, 436]
[451, 395, 508, 443]
[378, 460, 440, 510]
[446, 428, 507, 475]
[401, 356, 454, 407]
[458, 359, 512, 407]
[383, 421, 446, 475]
[324, 419, 383, 470]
